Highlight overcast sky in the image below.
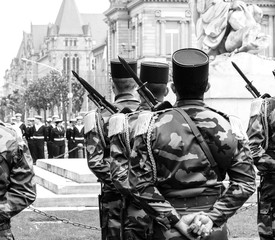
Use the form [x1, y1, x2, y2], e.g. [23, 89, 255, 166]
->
[0, 0, 110, 84]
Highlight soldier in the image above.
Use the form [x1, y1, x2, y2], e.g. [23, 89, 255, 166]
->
[126, 48, 256, 239]
[85, 58, 140, 240]
[0, 121, 36, 239]
[109, 61, 170, 239]
[14, 113, 27, 138]
[246, 92, 275, 239]
[73, 116, 85, 158]
[66, 118, 77, 158]
[31, 115, 47, 164]
[25, 117, 35, 160]
[51, 119, 65, 158]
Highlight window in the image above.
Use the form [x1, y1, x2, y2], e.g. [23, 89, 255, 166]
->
[72, 54, 79, 73]
[165, 22, 179, 55]
[63, 54, 70, 76]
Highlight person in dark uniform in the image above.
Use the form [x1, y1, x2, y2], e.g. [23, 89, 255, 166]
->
[32, 115, 47, 164]
[14, 113, 27, 139]
[45, 118, 54, 159]
[51, 119, 65, 158]
[73, 116, 85, 158]
[85, 58, 140, 240]
[25, 117, 35, 161]
[66, 118, 77, 158]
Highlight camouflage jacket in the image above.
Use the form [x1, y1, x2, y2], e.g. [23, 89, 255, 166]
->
[85, 94, 140, 192]
[0, 125, 36, 224]
[246, 97, 275, 172]
[127, 100, 256, 228]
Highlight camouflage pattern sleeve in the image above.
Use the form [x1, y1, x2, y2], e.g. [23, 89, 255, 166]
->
[206, 134, 256, 226]
[246, 98, 275, 171]
[0, 126, 36, 221]
[85, 110, 113, 186]
[109, 113, 133, 196]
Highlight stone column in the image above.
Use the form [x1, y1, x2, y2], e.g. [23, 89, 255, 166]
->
[160, 20, 166, 56]
[268, 15, 274, 57]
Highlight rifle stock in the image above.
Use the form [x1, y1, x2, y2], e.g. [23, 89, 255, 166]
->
[72, 71, 119, 114]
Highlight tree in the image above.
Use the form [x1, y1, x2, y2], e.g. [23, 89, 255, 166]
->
[71, 77, 85, 113]
[23, 71, 85, 124]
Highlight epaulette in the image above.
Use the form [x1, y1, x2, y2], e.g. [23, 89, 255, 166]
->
[108, 113, 127, 137]
[134, 111, 155, 137]
[84, 110, 97, 134]
[249, 98, 264, 117]
[228, 115, 248, 140]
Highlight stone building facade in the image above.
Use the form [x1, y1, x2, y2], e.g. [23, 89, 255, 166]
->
[3, 0, 275, 120]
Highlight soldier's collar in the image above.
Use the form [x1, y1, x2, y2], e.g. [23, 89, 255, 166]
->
[115, 93, 135, 101]
[175, 99, 205, 107]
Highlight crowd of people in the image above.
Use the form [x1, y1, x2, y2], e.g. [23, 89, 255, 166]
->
[84, 47, 275, 240]
[8, 113, 85, 164]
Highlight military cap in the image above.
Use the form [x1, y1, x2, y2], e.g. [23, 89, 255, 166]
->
[15, 113, 22, 117]
[34, 115, 42, 120]
[46, 118, 52, 123]
[76, 116, 83, 120]
[140, 62, 169, 84]
[27, 117, 35, 121]
[172, 48, 209, 97]
[110, 59, 137, 79]
[70, 118, 77, 123]
[54, 118, 63, 123]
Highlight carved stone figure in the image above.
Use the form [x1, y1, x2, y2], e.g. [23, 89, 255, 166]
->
[190, 0, 270, 56]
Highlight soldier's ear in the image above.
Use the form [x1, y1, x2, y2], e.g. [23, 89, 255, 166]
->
[164, 86, 169, 97]
[170, 82, 176, 94]
[205, 82, 210, 93]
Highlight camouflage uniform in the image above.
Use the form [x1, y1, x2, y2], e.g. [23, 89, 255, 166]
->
[109, 110, 154, 240]
[126, 100, 256, 239]
[0, 124, 36, 239]
[85, 93, 139, 240]
[247, 97, 275, 240]
[109, 61, 171, 239]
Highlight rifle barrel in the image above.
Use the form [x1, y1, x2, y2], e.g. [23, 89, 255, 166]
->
[231, 61, 261, 98]
[118, 56, 157, 106]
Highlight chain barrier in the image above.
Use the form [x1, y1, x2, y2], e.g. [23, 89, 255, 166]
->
[51, 144, 86, 159]
[27, 201, 257, 232]
[27, 205, 100, 231]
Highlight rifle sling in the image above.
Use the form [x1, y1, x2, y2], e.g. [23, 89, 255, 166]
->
[174, 108, 222, 181]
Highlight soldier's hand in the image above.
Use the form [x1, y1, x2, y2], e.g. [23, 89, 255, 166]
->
[174, 213, 201, 240]
[188, 213, 213, 238]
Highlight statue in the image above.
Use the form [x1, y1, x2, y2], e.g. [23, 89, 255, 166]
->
[190, 0, 270, 56]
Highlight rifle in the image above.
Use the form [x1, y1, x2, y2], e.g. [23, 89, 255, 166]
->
[72, 71, 119, 114]
[231, 61, 261, 98]
[118, 56, 172, 111]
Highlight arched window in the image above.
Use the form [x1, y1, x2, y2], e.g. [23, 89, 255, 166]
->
[72, 54, 79, 73]
[63, 54, 70, 76]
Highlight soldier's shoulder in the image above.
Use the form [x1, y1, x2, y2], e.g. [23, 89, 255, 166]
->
[0, 125, 18, 153]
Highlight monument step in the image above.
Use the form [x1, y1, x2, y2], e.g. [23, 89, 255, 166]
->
[33, 184, 99, 208]
[34, 166, 101, 195]
[36, 158, 97, 183]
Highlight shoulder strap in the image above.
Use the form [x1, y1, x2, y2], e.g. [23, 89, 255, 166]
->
[174, 108, 222, 181]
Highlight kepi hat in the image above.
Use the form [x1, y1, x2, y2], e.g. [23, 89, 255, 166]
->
[140, 62, 169, 84]
[110, 59, 137, 79]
